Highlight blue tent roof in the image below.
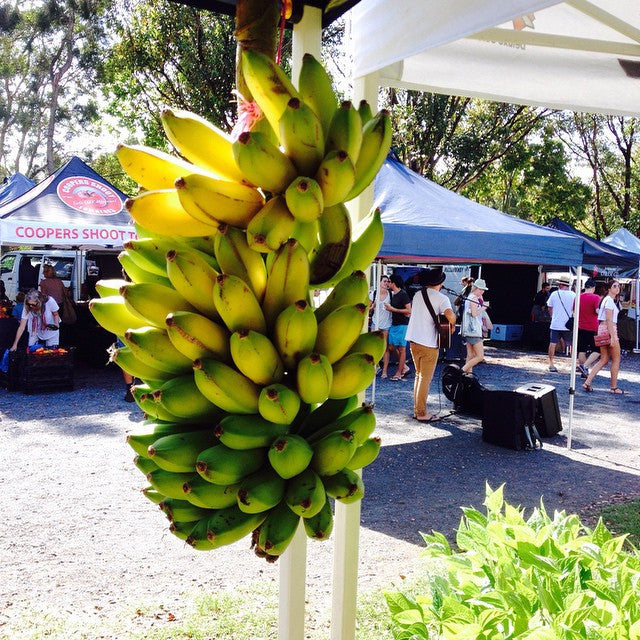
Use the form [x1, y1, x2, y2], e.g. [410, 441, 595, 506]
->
[373, 155, 585, 266]
[0, 172, 35, 206]
[602, 228, 640, 256]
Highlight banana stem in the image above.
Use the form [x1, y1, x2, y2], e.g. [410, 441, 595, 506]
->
[235, 0, 280, 102]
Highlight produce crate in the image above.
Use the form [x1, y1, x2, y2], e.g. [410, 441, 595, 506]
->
[19, 348, 75, 394]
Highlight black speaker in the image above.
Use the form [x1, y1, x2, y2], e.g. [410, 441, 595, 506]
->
[482, 390, 541, 450]
[441, 364, 485, 417]
[515, 383, 562, 437]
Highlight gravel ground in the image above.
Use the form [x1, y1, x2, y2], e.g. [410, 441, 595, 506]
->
[1, 344, 639, 637]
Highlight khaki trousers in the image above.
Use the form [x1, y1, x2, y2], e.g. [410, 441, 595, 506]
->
[409, 341, 439, 417]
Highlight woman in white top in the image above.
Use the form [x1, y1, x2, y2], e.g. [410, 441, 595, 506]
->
[370, 275, 392, 378]
[583, 280, 623, 394]
[10, 289, 60, 351]
[461, 279, 489, 374]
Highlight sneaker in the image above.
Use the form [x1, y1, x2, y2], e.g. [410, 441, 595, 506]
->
[124, 389, 135, 402]
[577, 364, 589, 378]
[548, 365, 558, 372]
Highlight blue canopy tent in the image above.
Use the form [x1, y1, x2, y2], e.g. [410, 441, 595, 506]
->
[603, 228, 640, 255]
[0, 173, 35, 207]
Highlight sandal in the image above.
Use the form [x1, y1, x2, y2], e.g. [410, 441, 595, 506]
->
[610, 387, 625, 395]
[390, 375, 404, 381]
[582, 383, 593, 392]
[414, 415, 439, 422]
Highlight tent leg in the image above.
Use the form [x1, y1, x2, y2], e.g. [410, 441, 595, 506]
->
[567, 266, 582, 449]
[634, 264, 640, 354]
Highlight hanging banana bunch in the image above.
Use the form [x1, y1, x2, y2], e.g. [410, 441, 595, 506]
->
[92, 51, 391, 562]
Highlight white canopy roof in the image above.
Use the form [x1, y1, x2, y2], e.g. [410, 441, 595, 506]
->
[351, 0, 640, 117]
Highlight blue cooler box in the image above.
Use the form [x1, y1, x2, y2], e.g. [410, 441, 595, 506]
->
[490, 324, 524, 342]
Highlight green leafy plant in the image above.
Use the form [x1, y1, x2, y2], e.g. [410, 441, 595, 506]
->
[385, 483, 640, 639]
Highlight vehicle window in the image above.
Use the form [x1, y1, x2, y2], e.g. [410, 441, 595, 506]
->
[0, 255, 15, 274]
[43, 258, 74, 280]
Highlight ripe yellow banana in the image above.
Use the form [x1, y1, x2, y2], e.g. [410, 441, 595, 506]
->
[230, 329, 284, 385]
[193, 358, 260, 414]
[89, 295, 147, 337]
[315, 150, 356, 208]
[118, 250, 172, 287]
[124, 326, 193, 375]
[326, 101, 362, 162]
[308, 203, 352, 287]
[329, 352, 375, 399]
[314, 303, 368, 363]
[258, 383, 301, 425]
[256, 501, 301, 558]
[120, 282, 196, 328]
[213, 274, 267, 334]
[246, 196, 296, 253]
[237, 468, 286, 514]
[298, 53, 337, 141]
[214, 414, 288, 451]
[314, 270, 370, 322]
[296, 352, 333, 405]
[278, 97, 325, 176]
[165, 311, 231, 363]
[273, 300, 318, 370]
[285, 177, 324, 223]
[196, 444, 266, 485]
[268, 434, 314, 479]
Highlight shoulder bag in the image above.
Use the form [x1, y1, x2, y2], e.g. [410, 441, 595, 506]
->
[421, 288, 451, 349]
[60, 289, 77, 325]
[555, 292, 574, 332]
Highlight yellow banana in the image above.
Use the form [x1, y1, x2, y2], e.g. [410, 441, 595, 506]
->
[246, 196, 296, 253]
[346, 330, 387, 362]
[213, 274, 267, 334]
[108, 344, 173, 386]
[160, 108, 247, 183]
[273, 300, 318, 370]
[123, 237, 177, 277]
[296, 352, 333, 405]
[346, 436, 381, 470]
[308, 203, 352, 287]
[310, 429, 358, 476]
[165, 311, 231, 363]
[314, 303, 368, 364]
[89, 294, 149, 338]
[322, 468, 364, 504]
[125, 189, 221, 238]
[268, 434, 314, 479]
[256, 502, 301, 558]
[298, 53, 337, 141]
[120, 282, 195, 328]
[357, 100, 373, 126]
[292, 218, 320, 255]
[214, 414, 288, 451]
[205, 505, 267, 549]
[193, 358, 260, 414]
[152, 375, 224, 422]
[196, 444, 266, 485]
[285, 177, 324, 223]
[329, 352, 375, 399]
[237, 468, 286, 514]
[314, 270, 370, 322]
[175, 173, 264, 228]
[148, 430, 220, 473]
[230, 329, 284, 385]
[95, 278, 129, 297]
[278, 97, 325, 176]
[118, 250, 172, 287]
[303, 498, 333, 540]
[182, 476, 240, 509]
[315, 150, 356, 208]
[258, 383, 301, 425]
[123, 326, 193, 375]
[326, 101, 362, 161]
[285, 468, 326, 518]
[213, 224, 267, 301]
[232, 131, 297, 194]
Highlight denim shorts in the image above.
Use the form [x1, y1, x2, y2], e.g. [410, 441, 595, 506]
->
[550, 329, 572, 343]
[465, 336, 483, 345]
[388, 324, 408, 347]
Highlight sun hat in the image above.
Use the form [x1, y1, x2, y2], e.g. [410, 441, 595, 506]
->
[556, 275, 571, 286]
[420, 268, 446, 287]
[474, 278, 488, 291]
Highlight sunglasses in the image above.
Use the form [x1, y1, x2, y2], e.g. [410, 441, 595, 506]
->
[27, 303, 39, 309]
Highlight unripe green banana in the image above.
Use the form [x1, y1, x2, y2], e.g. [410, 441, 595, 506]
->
[214, 414, 288, 450]
[185, 516, 215, 550]
[326, 101, 362, 161]
[127, 420, 204, 458]
[315, 149, 356, 208]
[298, 53, 337, 141]
[273, 300, 318, 370]
[95, 278, 129, 297]
[256, 501, 301, 558]
[268, 434, 314, 479]
[123, 237, 176, 277]
[285, 177, 324, 223]
[258, 383, 301, 425]
[118, 250, 172, 287]
[314, 303, 368, 363]
[120, 282, 195, 328]
[182, 476, 240, 509]
[213, 274, 267, 334]
[307, 404, 376, 445]
[303, 498, 333, 541]
[262, 239, 310, 330]
[148, 430, 220, 473]
[314, 270, 369, 323]
[169, 519, 198, 541]
[213, 224, 267, 301]
[345, 109, 392, 201]
[346, 330, 387, 362]
[160, 498, 212, 523]
[124, 326, 193, 375]
[206, 505, 267, 549]
[152, 375, 224, 422]
[166, 248, 221, 319]
[241, 49, 299, 135]
[246, 196, 295, 254]
[329, 353, 375, 399]
[196, 444, 266, 485]
[322, 468, 364, 504]
[165, 311, 231, 363]
[232, 131, 297, 194]
[346, 436, 381, 470]
[237, 467, 286, 514]
[311, 429, 358, 476]
[308, 203, 351, 287]
[291, 218, 320, 254]
[357, 100, 373, 126]
[135, 390, 183, 422]
[175, 173, 264, 228]
[285, 468, 326, 518]
[279, 97, 324, 176]
[193, 358, 261, 414]
[88, 295, 147, 337]
[134, 454, 160, 476]
[142, 486, 166, 505]
[295, 395, 359, 439]
[147, 469, 196, 500]
[296, 353, 333, 405]
[230, 330, 284, 385]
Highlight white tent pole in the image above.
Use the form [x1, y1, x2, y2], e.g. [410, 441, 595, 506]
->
[370, 260, 379, 405]
[635, 260, 640, 354]
[567, 265, 582, 450]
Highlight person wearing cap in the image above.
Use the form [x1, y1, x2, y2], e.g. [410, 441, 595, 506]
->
[460, 278, 490, 374]
[384, 274, 412, 381]
[575, 278, 601, 378]
[405, 268, 456, 421]
[546, 276, 575, 372]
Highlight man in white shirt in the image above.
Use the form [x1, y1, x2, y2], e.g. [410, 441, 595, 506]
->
[405, 268, 456, 422]
[546, 276, 576, 372]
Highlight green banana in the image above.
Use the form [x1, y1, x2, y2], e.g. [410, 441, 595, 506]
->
[232, 131, 297, 194]
[346, 436, 381, 470]
[230, 330, 284, 385]
[169, 519, 198, 541]
[123, 237, 176, 277]
[278, 97, 324, 176]
[357, 100, 373, 126]
[322, 468, 364, 504]
[302, 499, 333, 541]
[296, 353, 333, 405]
[195, 444, 266, 485]
[329, 352, 376, 399]
[160, 498, 213, 523]
[262, 239, 310, 329]
[326, 101, 362, 161]
[148, 430, 220, 473]
[256, 501, 301, 558]
[142, 486, 166, 505]
[134, 454, 160, 476]
[124, 326, 193, 375]
[152, 375, 224, 422]
[273, 300, 318, 370]
[127, 420, 202, 458]
[285, 177, 324, 223]
[213, 414, 288, 450]
[135, 391, 183, 423]
[314, 303, 368, 364]
[193, 358, 261, 414]
[95, 278, 129, 297]
[308, 203, 352, 286]
[307, 404, 376, 445]
[205, 505, 267, 549]
[268, 434, 314, 479]
[310, 429, 358, 476]
[185, 516, 215, 550]
[147, 469, 196, 500]
[213, 274, 267, 334]
[314, 270, 369, 323]
[315, 149, 356, 208]
[237, 467, 286, 514]
[298, 53, 338, 140]
[285, 468, 326, 518]
[257, 383, 301, 425]
[88, 295, 147, 337]
[291, 218, 320, 254]
[110, 344, 175, 388]
[213, 224, 267, 301]
[165, 311, 231, 363]
[182, 476, 241, 509]
[120, 282, 195, 328]
[246, 196, 296, 253]
[118, 250, 172, 287]
[346, 330, 387, 362]
[295, 395, 359, 438]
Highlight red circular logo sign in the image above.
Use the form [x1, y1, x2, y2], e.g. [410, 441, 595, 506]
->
[57, 176, 123, 216]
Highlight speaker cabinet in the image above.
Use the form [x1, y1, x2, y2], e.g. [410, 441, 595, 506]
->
[514, 383, 562, 437]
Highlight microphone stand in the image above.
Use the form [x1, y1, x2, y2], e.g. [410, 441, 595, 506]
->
[442, 287, 489, 308]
